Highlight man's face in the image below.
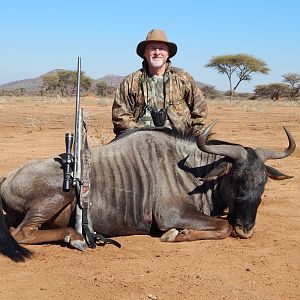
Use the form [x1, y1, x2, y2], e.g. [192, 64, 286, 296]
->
[144, 42, 169, 69]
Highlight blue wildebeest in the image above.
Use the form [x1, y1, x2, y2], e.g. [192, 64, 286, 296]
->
[0, 121, 296, 261]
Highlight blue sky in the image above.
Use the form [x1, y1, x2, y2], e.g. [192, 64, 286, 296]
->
[1, 0, 299, 92]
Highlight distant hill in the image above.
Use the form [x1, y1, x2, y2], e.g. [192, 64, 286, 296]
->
[95, 75, 124, 87]
[0, 70, 124, 93]
[0, 69, 66, 92]
[0, 70, 213, 93]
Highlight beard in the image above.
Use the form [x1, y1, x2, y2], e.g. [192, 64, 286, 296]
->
[148, 57, 166, 68]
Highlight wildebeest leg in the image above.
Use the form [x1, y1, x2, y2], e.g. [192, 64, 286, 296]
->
[10, 198, 87, 250]
[11, 225, 87, 250]
[159, 207, 232, 242]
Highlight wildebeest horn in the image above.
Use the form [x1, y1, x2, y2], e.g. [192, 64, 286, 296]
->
[196, 120, 248, 162]
[255, 127, 296, 162]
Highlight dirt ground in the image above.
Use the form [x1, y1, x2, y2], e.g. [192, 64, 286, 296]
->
[0, 96, 299, 300]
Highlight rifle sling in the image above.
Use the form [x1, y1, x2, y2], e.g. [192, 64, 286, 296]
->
[80, 130, 97, 248]
[82, 207, 96, 249]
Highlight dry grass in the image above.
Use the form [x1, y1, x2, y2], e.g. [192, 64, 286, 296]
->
[1, 95, 299, 106]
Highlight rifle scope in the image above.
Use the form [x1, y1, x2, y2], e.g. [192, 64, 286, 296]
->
[63, 132, 74, 191]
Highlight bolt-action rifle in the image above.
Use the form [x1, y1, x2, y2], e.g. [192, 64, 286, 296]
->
[63, 57, 96, 248]
[62, 58, 121, 250]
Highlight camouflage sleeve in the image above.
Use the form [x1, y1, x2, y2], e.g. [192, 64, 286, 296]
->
[112, 77, 141, 135]
[183, 71, 208, 132]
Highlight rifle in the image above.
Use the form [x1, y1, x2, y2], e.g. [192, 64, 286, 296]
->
[62, 58, 121, 249]
[63, 57, 96, 248]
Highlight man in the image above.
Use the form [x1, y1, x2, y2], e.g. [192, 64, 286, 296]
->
[112, 29, 207, 135]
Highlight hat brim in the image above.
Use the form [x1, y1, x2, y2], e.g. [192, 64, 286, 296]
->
[136, 41, 177, 59]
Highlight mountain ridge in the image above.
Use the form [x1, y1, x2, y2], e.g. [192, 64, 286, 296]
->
[0, 69, 211, 92]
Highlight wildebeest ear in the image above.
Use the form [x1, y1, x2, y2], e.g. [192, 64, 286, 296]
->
[266, 165, 293, 180]
[199, 161, 230, 181]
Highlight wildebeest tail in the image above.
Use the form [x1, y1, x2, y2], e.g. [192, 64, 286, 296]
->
[0, 177, 32, 262]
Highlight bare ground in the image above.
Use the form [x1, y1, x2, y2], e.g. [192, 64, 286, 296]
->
[0, 96, 299, 300]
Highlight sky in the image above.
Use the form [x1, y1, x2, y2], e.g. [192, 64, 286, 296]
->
[1, 0, 299, 92]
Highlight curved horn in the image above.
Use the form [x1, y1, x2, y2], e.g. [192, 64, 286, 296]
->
[255, 126, 296, 162]
[195, 119, 219, 140]
[196, 120, 248, 162]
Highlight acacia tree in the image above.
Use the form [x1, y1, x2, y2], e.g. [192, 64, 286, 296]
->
[80, 75, 93, 95]
[42, 74, 60, 95]
[282, 73, 300, 99]
[254, 83, 291, 101]
[42, 71, 92, 97]
[95, 81, 108, 96]
[95, 81, 117, 97]
[205, 54, 270, 100]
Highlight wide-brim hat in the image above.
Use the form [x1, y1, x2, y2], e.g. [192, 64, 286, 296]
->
[136, 29, 177, 59]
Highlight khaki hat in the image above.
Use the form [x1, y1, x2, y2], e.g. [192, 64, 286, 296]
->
[136, 29, 177, 59]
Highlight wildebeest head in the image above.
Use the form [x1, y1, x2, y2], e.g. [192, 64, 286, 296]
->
[196, 120, 296, 239]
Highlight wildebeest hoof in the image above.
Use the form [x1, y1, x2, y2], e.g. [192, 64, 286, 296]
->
[64, 235, 71, 243]
[160, 228, 179, 242]
[179, 229, 189, 235]
[70, 239, 88, 251]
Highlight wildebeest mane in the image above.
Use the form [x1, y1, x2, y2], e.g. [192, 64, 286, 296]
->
[111, 126, 241, 148]
[111, 127, 197, 143]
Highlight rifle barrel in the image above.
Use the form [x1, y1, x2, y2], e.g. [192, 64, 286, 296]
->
[73, 57, 82, 182]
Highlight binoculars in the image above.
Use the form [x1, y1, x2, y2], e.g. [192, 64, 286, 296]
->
[150, 108, 168, 127]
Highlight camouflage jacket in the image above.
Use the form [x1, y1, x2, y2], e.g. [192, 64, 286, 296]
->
[112, 62, 207, 135]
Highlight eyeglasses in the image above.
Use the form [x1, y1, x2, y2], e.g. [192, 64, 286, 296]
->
[146, 46, 169, 53]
